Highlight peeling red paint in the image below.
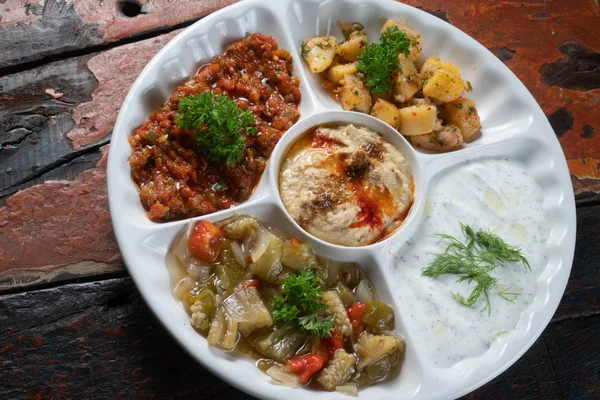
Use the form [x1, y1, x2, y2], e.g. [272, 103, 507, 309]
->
[74, 0, 238, 42]
[0, 145, 121, 288]
[67, 30, 181, 148]
[0, 0, 45, 25]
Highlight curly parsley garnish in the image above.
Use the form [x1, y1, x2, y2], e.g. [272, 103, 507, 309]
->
[422, 224, 530, 314]
[356, 26, 411, 94]
[272, 270, 334, 338]
[175, 92, 257, 165]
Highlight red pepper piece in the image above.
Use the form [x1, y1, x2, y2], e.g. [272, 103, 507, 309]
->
[240, 279, 261, 289]
[326, 327, 344, 357]
[287, 354, 328, 383]
[346, 302, 367, 335]
[188, 220, 223, 262]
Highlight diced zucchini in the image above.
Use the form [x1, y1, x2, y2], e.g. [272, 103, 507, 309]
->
[361, 301, 395, 332]
[249, 233, 283, 283]
[247, 324, 308, 362]
[207, 307, 238, 350]
[356, 331, 404, 369]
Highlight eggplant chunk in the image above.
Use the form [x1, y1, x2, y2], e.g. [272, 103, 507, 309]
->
[249, 233, 283, 283]
[281, 240, 319, 271]
[247, 324, 308, 363]
[222, 286, 272, 336]
[356, 331, 405, 369]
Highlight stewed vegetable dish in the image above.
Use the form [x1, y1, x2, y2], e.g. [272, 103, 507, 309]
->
[167, 215, 405, 395]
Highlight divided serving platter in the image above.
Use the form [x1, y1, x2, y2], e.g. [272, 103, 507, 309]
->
[107, 0, 577, 399]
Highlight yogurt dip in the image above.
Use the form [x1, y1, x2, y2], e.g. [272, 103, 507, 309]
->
[392, 158, 549, 367]
[279, 124, 413, 246]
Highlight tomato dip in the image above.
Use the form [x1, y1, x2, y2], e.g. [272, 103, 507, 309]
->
[128, 34, 301, 222]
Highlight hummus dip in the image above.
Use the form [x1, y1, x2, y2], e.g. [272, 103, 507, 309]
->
[279, 124, 413, 246]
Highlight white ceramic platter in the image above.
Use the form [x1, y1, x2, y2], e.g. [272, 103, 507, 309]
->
[107, 0, 576, 399]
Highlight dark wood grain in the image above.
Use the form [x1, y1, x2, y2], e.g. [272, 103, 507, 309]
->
[0, 278, 251, 400]
[1, 205, 598, 399]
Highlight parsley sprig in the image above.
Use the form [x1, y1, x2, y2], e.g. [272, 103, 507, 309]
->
[272, 270, 334, 338]
[175, 92, 257, 165]
[356, 26, 411, 94]
[422, 224, 530, 314]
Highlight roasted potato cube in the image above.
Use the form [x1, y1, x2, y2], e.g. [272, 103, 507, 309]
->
[381, 18, 418, 41]
[301, 36, 337, 73]
[336, 31, 367, 62]
[394, 72, 422, 103]
[440, 97, 482, 140]
[328, 63, 357, 84]
[422, 70, 465, 102]
[371, 98, 402, 129]
[398, 105, 438, 136]
[411, 124, 463, 152]
[420, 57, 462, 80]
[339, 74, 372, 113]
[398, 53, 418, 76]
[393, 54, 421, 102]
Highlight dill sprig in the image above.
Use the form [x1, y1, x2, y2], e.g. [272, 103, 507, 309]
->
[422, 224, 530, 314]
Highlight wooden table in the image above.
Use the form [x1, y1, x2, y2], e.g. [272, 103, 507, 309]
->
[1, 0, 598, 398]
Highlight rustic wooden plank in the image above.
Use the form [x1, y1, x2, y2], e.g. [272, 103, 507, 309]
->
[0, 278, 251, 400]
[0, 145, 123, 290]
[0, 30, 188, 290]
[0, 0, 238, 70]
[67, 29, 180, 149]
[0, 267, 597, 400]
[551, 205, 600, 323]
[0, 149, 103, 205]
[0, 55, 97, 192]
[0, 30, 180, 196]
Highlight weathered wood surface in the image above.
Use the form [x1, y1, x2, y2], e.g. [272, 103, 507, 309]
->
[1, 200, 598, 398]
[0, 0, 238, 71]
[0, 31, 181, 288]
